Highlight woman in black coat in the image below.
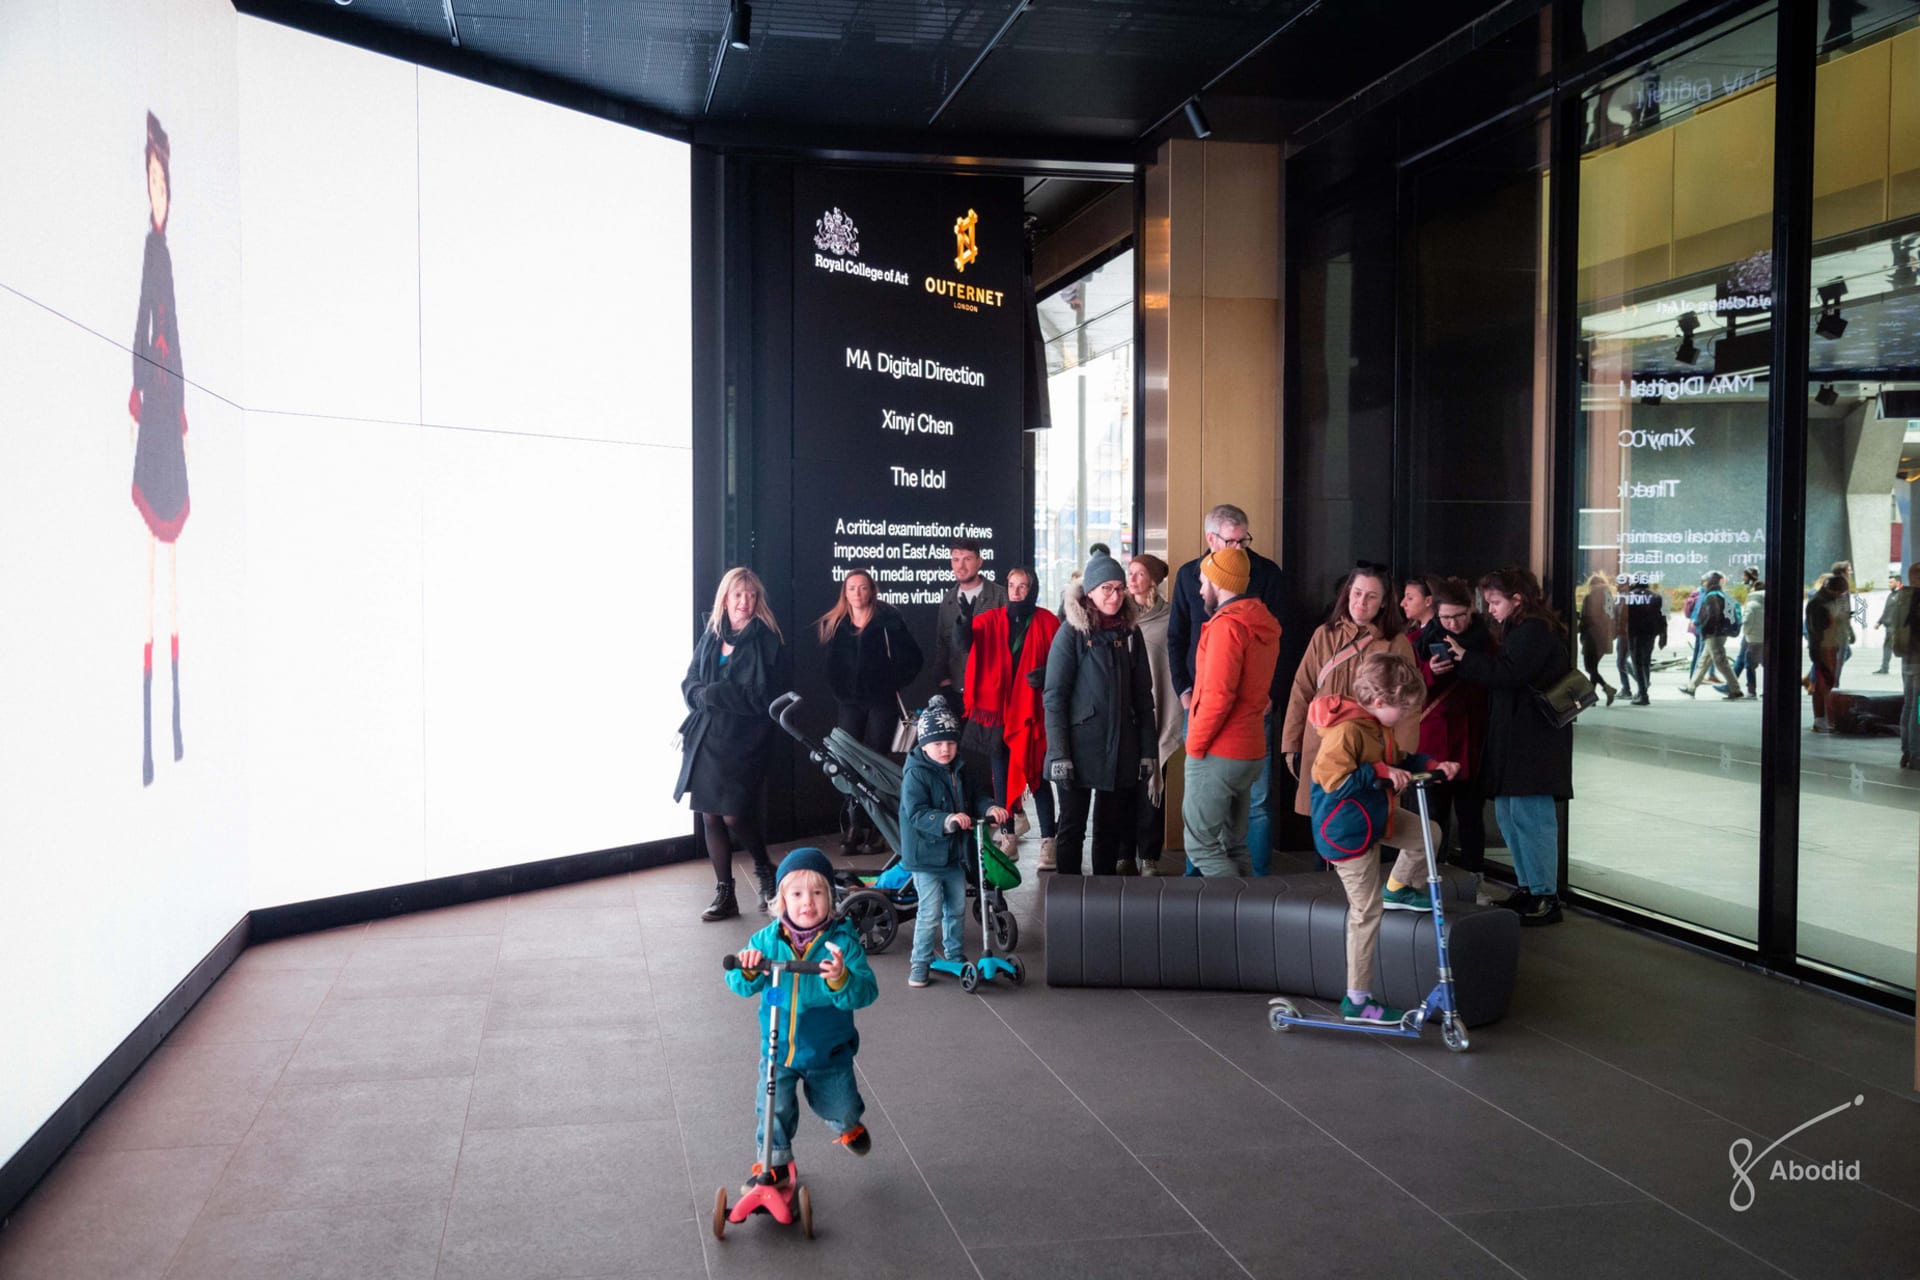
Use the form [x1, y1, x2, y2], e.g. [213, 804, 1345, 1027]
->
[817, 569, 923, 851]
[676, 567, 786, 922]
[1440, 566, 1573, 927]
[1043, 553, 1158, 876]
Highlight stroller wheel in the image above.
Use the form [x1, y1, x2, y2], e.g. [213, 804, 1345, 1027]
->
[990, 909, 1018, 954]
[842, 892, 898, 954]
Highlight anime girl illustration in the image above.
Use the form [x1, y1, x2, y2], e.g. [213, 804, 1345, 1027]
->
[128, 111, 189, 787]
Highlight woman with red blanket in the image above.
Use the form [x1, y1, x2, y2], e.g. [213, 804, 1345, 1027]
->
[956, 568, 1060, 865]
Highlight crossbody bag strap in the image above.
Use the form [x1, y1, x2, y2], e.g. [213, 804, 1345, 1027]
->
[1315, 633, 1373, 689]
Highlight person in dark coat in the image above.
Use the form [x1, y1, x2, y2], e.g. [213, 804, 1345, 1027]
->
[1623, 573, 1669, 705]
[1413, 577, 1492, 872]
[1806, 573, 1851, 734]
[130, 112, 190, 788]
[677, 567, 787, 922]
[817, 569, 923, 852]
[1043, 552, 1159, 876]
[1167, 504, 1289, 872]
[1439, 566, 1573, 927]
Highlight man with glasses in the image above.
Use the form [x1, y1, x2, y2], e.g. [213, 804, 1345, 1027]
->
[1168, 504, 1290, 874]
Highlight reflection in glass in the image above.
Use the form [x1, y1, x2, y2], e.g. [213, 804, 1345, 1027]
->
[1034, 251, 1135, 605]
[1567, 9, 1777, 945]
[1796, 3, 1920, 995]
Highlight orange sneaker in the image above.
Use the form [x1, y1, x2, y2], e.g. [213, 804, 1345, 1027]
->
[746, 1161, 791, 1191]
[834, 1124, 872, 1156]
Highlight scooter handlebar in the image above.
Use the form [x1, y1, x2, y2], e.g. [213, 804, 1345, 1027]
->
[722, 954, 828, 975]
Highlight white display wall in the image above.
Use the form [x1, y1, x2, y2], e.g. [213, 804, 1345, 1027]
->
[0, 2, 692, 1170]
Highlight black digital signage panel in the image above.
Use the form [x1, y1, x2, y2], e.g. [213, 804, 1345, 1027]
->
[790, 167, 1026, 675]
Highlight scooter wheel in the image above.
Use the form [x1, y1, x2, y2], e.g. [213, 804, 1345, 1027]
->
[798, 1185, 814, 1239]
[1399, 1010, 1423, 1033]
[712, 1186, 728, 1240]
[1006, 955, 1025, 985]
[991, 909, 1019, 953]
[960, 962, 980, 992]
[1442, 1018, 1470, 1053]
[1268, 999, 1298, 1031]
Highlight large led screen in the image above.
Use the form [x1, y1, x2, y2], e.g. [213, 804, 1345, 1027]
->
[0, 1, 692, 1173]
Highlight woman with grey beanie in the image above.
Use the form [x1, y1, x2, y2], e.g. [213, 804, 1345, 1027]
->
[1041, 551, 1160, 876]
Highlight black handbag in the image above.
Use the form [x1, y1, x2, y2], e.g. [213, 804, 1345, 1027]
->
[1532, 667, 1597, 728]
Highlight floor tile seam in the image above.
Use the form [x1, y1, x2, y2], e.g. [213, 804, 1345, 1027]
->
[630, 905, 718, 1280]
[431, 932, 498, 1280]
[1441, 1192, 1654, 1220]
[154, 949, 350, 1280]
[1518, 1018, 1920, 1202]
[852, 1060, 990, 1280]
[978, 996, 1258, 1280]
[1738, 1030, 1920, 1111]
[1132, 990, 1528, 1280]
[965, 1227, 1219, 1252]
[1367, 1015, 1804, 1279]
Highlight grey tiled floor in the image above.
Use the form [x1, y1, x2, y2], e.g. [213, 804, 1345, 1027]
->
[2, 841, 1917, 1279]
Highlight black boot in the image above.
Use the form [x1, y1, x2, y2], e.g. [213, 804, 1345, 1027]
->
[142, 659, 155, 788]
[753, 861, 778, 913]
[701, 881, 740, 922]
[171, 642, 184, 763]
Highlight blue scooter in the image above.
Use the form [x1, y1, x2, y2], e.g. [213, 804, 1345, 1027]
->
[1267, 772, 1470, 1052]
[928, 827, 1024, 992]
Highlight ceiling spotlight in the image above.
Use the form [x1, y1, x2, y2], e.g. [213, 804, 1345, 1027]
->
[1817, 278, 1848, 308]
[1815, 383, 1839, 407]
[728, 0, 751, 50]
[1675, 310, 1700, 364]
[1183, 98, 1212, 140]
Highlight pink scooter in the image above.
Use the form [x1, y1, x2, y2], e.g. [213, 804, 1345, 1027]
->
[713, 952, 824, 1240]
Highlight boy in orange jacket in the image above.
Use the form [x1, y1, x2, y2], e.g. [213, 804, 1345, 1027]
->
[1181, 548, 1281, 875]
[1309, 653, 1459, 1023]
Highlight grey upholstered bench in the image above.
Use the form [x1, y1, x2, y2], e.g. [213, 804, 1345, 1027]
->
[1042, 869, 1520, 1027]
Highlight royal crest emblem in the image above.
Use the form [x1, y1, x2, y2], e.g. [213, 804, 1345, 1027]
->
[813, 208, 860, 258]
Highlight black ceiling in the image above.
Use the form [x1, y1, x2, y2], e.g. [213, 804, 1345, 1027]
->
[236, 0, 1521, 164]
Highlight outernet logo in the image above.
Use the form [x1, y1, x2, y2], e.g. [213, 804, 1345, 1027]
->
[1727, 1095, 1865, 1212]
[814, 207, 860, 257]
[953, 208, 979, 272]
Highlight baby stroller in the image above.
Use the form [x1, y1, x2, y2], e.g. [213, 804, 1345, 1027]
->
[769, 692, 1021, 956]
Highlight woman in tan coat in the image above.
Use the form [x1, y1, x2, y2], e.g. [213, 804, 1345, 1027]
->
[1281, 563, 1420, 819]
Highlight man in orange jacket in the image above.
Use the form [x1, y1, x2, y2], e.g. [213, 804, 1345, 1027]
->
[1180, 547, 1282, 875]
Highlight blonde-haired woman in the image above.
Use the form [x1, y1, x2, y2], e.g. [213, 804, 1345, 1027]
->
[818, 569, 922, 852]
[676, 567, 787, 921]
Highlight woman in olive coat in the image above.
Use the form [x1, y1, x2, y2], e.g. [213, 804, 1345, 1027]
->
[676, 567, 787, 921]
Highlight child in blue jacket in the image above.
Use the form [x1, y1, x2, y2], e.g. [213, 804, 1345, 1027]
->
[1308, 654, 1459, 1025]
[727, 847, 880, 1187]
[899, 699, 1007, 987]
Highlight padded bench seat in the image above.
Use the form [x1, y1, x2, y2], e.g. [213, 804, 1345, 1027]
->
[1043, 868, 1520, 1027]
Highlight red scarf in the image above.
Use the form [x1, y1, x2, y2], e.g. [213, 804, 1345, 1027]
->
[963, 606, 1059, 807]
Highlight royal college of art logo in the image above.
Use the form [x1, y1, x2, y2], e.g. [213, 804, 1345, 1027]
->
[953, 208, 979, 273]
[814, 207, 860, 258]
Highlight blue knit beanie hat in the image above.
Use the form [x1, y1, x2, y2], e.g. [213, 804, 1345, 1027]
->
[776, 846, 835, 887]
[916, 699, 961, 746]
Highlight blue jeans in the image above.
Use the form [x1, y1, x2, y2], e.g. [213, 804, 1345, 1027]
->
[909, 866, 967, 974]
[753, 1059, 863, 1166]
[1495, 794, 1559, 896]
[1183, 709, 1274, 876]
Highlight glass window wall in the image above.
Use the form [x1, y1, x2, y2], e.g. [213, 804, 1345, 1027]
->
[1567, 8, 1778, 945]
[1034, 251, 1136, 604]
[1796, 2, 1920, 994]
